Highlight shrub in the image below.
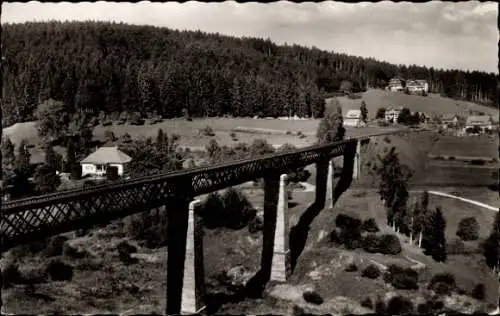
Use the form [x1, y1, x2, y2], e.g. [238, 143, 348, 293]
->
[335, 213, 361, 230]
[344, 263, 358, 272]
[124, 208, 168, 248]
[45, 235, 69, 257]
[46, 260, 74, 281]
[62, 243, 88, 260]
[360, 297, 373, 309]
[329, 228, 342, 244]
[303, 289, 324, 305]
[362, 264, 381, 279]
[3, 262, 23, 288]
[201, 125, 215, 137]
[374, 297, 386, 313]
[456, 217, 480, 241]
[201, 189, 256, 230]
[384, 265, 419, 290]
[428, 273, 456, 295]
[361, 218, 379, 233]
[378, 234, 402, 255]
[418, 297, 444, 314]
[248, 215, 263, 233]
[362, 234, 380, 253]
[472, 283, 486, 300]
[102, 120, 113, 126]
[385, 296, 414, 315]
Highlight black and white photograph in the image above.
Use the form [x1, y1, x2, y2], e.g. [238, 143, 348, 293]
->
[0, 1, 499, 315]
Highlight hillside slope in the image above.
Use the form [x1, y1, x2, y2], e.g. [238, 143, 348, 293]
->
[329, 89, 499, 120]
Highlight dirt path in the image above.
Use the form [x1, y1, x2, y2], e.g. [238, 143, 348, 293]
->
[427, 191, 499, 212]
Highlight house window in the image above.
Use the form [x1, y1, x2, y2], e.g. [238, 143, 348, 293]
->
[95, 164, 106, 172]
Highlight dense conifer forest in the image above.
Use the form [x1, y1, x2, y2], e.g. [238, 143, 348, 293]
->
[1, 21, 498, 127]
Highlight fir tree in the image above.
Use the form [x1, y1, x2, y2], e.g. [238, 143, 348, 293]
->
[360, 100, 368, 123]
[422, 207, 447, 262]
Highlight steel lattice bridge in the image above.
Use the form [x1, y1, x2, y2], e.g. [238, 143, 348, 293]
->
[0, 128, 428, 315]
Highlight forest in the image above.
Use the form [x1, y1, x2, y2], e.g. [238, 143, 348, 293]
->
[1, 21, 498, 127]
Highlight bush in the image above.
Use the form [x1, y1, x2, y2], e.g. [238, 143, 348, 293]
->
[385, 296, 414, 315]
[360, 297, 373, 309]
[472, 283, 486, 300]
[428, 273, 456, 295]
[3, 262, 23, 288]
[361, 218, 379, 233]
[201, 189, 256, 230]
[378, 234, 402, 255]
[201, 125, 215, 137]
[362, 234, 380, 253]
[374, 297, 386, 313]
[344, 263, 358, 272]
[62, 243, 88, 260]
[303, 289, 324, 305]
[418, 297, 444, 314]
[456, 217, 480, 241]
[117, 241, 138, 265]
[362, 264, 381, 279]
[384, 265, 419, 290]
[102, 120, 113, 126]
[46, 260, 74, 281]
[335, 213, 361, 230]
[248, 215, 263, 233]
[45, 235, 69, 257]
[124, 208, 168, 248]
[329, 228, 343, 244]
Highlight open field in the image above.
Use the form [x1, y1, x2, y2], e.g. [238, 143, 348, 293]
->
[428, 135, 499, 160]
[3, 119, 398, 164]
[331, 89, 500, 120]
[3, 185, 497, 314]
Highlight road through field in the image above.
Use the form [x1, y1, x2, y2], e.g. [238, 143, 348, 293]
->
[427, 191, 499, 212]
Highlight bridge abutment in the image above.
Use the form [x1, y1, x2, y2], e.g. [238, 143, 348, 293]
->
[325, 159, 335, 210]
[180, 200, 205, 315]
[260, 174, 280, 283]
[353, 141, 361, 180]
[166, 196, 191, 315]
[270, 174, 291, 282]
[314, 160, 328, 209]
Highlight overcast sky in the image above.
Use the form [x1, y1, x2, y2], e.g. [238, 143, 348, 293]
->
[2, 1, 498, 73]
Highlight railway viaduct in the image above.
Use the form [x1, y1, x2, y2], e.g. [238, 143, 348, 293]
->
[0, 129, 425, 315]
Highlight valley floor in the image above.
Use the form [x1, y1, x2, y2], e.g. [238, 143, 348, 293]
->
[2, 186, 498, 315]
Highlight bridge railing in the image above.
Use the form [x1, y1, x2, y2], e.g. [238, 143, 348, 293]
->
[1, 128, 426, 250]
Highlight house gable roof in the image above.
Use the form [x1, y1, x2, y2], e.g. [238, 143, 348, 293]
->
[442, 113, 458, 121]
[80, 146, 132, 164]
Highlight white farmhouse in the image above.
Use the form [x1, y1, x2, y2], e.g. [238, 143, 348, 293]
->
[343, 109, 365, 128]
[80, 146, 132, 177]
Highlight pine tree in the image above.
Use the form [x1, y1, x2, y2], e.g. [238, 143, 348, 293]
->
[15, 139, 31, 172]
[44, 144, 61, 171]
[422, 207, 447, 262]
[483, 212, 500, 272]
[360, 100, 368, 123]
[33, 164, 61, 194]
[2, 136, 16, 183]
[65, 139, 77, 172]
[316, 101, 345, 145]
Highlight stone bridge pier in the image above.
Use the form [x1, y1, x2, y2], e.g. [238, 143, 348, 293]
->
[169, 139, 365, 315]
